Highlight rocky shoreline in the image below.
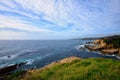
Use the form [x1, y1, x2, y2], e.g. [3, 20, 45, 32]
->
[0, 62, 27, 80]
[83, 35, 120, 57]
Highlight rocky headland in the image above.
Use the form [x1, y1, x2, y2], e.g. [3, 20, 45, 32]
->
[85, 35, 120, 57]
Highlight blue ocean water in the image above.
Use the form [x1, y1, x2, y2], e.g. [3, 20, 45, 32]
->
[0, 40, 119, 70]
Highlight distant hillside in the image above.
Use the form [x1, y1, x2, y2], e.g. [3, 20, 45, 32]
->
[73, 37, 100, 40]
[73, 35, 120, 41]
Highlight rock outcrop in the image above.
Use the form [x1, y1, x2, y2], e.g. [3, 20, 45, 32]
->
[85, 36, 120, 56]
[43, 56, 80, 68]
[0, 62, 27, 75]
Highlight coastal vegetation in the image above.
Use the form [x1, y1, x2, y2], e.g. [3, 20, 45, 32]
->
[103, 35, 120, 48]
[6, 57, 120, 80]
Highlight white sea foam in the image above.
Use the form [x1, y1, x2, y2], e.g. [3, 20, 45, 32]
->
[105, 54, 120, 60]
[0, 54, 17, 60]
[75, 44, 85, 50]
[116, 56, 120, 60]
[1, 49, 31, 61]
[8, 63, 15, 66]
[37, 57, 42, 60]
[26, 59, 34, 65]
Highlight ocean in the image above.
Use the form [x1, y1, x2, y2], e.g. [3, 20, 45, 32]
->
[0, 40, 119, 70]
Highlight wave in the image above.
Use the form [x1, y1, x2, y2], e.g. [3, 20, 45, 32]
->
[0, 49, 37, 68]
[0, 54, 17, 60]
[0, 49, 37, 61]
[0, 58, 35, 68]
[25, 59, 34, 65]
[104, 54, 120, 60]
[18, 49, 37, 57]
[75, 44, 85, 50]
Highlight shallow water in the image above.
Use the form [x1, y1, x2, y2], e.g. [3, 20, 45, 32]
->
[0, 40, 119, 70]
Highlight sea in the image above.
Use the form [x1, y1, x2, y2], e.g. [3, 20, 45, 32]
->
[0, 40, 119, 70]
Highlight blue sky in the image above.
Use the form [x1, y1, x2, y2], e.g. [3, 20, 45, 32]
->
[0, 0, 120, 39]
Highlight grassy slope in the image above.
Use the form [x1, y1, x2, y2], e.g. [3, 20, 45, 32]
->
[9, 58, 120, 80]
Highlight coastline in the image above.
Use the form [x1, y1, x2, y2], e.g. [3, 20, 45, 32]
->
[83, 35, 120, 58]
[0, 35, 120, 80]
[1, 55, 120, 80]
[5, 56, 120, 80]
[78, 44, 120, 60]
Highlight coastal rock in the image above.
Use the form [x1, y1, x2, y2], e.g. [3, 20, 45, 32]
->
[93, 39, 103, 44]
[0, 64, 18, 75]
[85, 45, 104, 51]
[86, 42, 93, 44]
[119, 49, 120, 54]
[59, 56, 80, 63]
[45, 56, 81, 68]
[94, 39, 106, 46]
[79, 47, 86, 51]
[101, 49, 119, 54]
[0, 62, 27, 75]
[85, 35, 120, 57]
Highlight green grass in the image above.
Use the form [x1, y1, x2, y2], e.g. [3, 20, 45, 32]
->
[7, 70, 26, 80]
[9, 58, 120, 80]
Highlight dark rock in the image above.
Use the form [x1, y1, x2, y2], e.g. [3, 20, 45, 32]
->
[0, 77, 5, 80]
[0, 64, 18, 75]
[18, 62, 27, 67]
[7, 55, 11, 58]
[0, 62, 27, 75]
[86, 42, 93, 44]
[79, 47, 85, 51]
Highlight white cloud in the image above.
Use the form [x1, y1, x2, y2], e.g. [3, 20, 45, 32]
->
[15, 0, 75, 26]
[0, 15, 53, 32]
[0, 0, 104, 29]
[0, 0, 119, 39]
[0, 0, 16, 8]
[0, 30, 25, 39]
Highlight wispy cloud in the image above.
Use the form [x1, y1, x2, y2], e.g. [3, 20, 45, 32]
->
[0, 0, 120, 39]
[0, 15, 53, 32]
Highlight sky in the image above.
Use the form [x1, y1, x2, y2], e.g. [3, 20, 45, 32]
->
[0, 0, 120, 40]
